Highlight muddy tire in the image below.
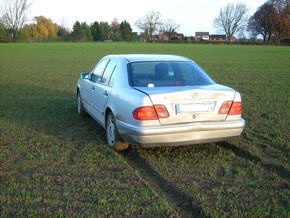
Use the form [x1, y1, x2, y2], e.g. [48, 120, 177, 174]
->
[106, 112, 129, 151]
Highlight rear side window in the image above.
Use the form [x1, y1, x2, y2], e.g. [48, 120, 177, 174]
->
[91, 59, 109, 82]
[128, 61, 215, 87]
[101, 59, 116, 86]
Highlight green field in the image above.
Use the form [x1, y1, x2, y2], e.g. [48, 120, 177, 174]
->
[0, 42, 289, 217]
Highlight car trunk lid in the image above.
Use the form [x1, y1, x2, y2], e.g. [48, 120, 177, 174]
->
[134, 84, 237, 125]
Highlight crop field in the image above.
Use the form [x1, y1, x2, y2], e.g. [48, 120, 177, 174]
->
[0, 42, 289, 217]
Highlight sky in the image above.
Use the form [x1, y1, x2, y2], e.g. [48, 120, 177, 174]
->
[29, 0, 267, 36]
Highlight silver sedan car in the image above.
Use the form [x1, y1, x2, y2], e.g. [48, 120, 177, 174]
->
[77, 54, 245, 151]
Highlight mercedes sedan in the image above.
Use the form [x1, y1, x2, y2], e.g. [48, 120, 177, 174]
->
[77, 54, 245, 151]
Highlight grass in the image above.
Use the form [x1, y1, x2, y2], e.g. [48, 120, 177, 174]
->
[0, 42, 289, 217]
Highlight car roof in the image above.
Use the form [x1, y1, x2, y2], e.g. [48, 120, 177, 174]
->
[104, 54, 192, 63]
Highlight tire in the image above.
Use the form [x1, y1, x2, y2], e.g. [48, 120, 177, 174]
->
[106, 112, 129, 151]
[77, 91, 86, 116]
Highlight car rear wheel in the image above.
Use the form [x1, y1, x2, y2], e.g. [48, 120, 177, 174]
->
[77, 91, 86, 116]
[106, 112, 129, 151]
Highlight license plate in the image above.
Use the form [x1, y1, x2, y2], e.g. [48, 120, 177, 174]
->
[176, 102, 213, 114]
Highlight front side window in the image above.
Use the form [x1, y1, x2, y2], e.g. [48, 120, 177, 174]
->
[128, 61, 215, 87]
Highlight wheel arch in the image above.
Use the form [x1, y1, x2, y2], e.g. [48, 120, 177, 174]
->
[104, 107, 113, 126]
[76, 86, 81, 95]
[104, 107, 123, 138]
[76, 87, 81, 101]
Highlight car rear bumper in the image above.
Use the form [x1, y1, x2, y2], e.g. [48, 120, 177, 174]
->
[116, 119, 245, 147]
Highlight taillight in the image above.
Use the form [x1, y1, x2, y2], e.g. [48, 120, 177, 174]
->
[229, 102, 242, 115]
[154, 105, 169, 118]
[133, 105, 169, 120]
[219, 101, 242, 115]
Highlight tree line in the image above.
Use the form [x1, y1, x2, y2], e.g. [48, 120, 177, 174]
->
[0, 15, 136, 42]
[0, 0, 289, 44]
[69, 19, 136, 42]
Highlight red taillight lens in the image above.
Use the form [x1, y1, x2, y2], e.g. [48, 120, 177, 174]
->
[133, 106, 157, 120]
[133, 105, 169, 120]
[229, 102, 242, 115]
[219, 101, 242, 115]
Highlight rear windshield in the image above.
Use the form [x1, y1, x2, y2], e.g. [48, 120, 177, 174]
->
[128, 61, 215, 87]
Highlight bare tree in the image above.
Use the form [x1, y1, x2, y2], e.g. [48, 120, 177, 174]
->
[270, 0, 290, 45]
[110, 18, 120, 33]
[213, 2, 249, 42]
[161, 19, 180, 40]
[58, 18, 71, 41]
[248, 0, 290, 45]
[135, 11, 163, 41]
[247, 2, 277, 44]
[110, 18, 121, 41]
[0, 0, 32, 41]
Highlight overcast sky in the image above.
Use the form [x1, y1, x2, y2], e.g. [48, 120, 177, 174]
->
[29, 0, 266, 36]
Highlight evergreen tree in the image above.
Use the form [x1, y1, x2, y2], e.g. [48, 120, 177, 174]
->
[99, 22, 110, 41]
[91, 21, 101, 41]
[120, 20, 133, 41]
[81, 22, 92, 41]
[72, 21, 82, 41]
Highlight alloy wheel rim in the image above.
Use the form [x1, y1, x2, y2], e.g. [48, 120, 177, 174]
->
[107, 118, 115, 148]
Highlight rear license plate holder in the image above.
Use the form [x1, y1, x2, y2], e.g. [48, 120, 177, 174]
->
[176, 102, 213, 114]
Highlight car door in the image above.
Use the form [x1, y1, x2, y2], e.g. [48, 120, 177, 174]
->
[82, 59, 109, 119]
[89, 58, 117, 125]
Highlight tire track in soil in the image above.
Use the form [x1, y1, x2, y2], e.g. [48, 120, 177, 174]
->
[121, 149, 210, 218]
[216, 141, 290, 185]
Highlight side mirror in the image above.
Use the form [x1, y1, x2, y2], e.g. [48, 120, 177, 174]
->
[80, 72, 89, 79]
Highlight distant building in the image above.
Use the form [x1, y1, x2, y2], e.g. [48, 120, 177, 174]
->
[161, 32, 184, 41]
[195, 32, 210, 41]
[210, 34, 227, 41]
[196, 32, 233, 42]
[137, 30, 235, 43]
[176, 33, 184, 40]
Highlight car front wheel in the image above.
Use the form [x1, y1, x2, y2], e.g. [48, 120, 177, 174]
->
[106, 112, 129, 151]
